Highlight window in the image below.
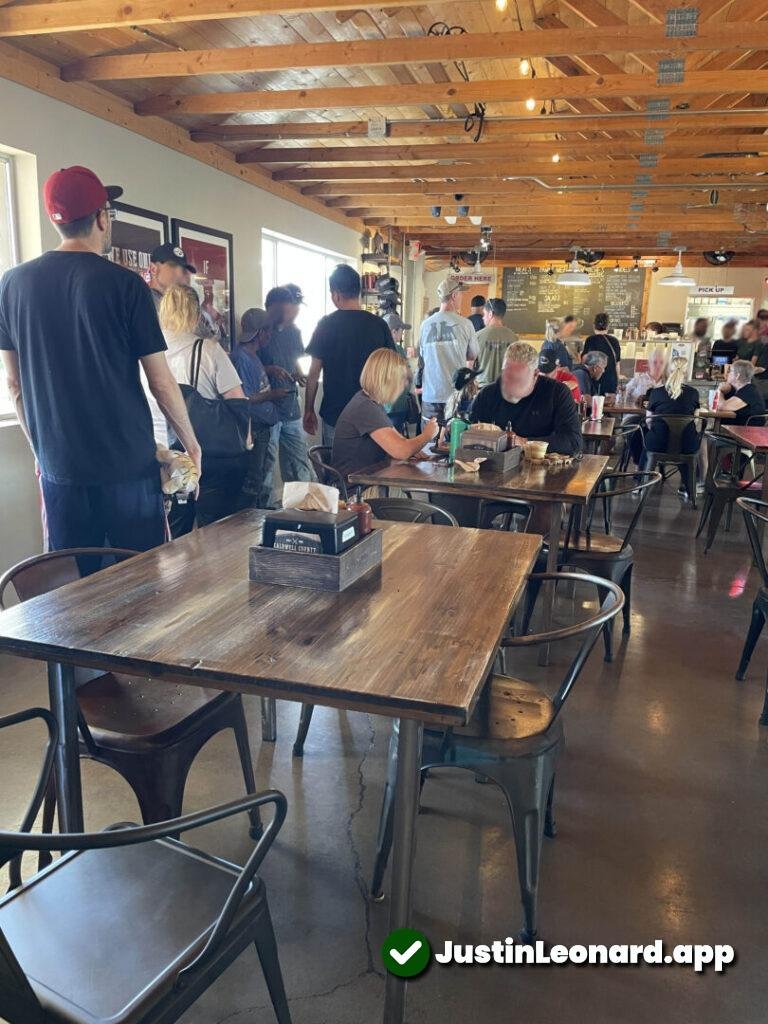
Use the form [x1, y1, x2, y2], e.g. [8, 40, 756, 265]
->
[261, 229, 354, 346]
[0, 154, 19, 419]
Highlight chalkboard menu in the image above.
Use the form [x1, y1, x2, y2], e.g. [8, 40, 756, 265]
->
[501, 266, 646, 335]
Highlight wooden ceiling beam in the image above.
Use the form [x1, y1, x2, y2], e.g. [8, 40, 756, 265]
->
[325, 190, 762, 207]
[0, 0, 467, 38]
[134, 69, 768, 117]
[237, 133, 768, 164]
[60, 22, 768, 82]
[301, 177, 768, 195]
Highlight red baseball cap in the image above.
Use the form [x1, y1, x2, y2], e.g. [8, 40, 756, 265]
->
[43, 166, 123, 225]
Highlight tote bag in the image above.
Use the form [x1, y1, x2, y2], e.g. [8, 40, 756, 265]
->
[176, 338, 252, 457]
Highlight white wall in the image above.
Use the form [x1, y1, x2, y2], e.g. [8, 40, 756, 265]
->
[0, 76, 359, 576]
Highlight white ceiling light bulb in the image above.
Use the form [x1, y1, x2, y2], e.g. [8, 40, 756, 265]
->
[525, 97, 536, 111]
[556, 255, 591, 287]
[659, 247, 696, 288]
[495, 0, 508, 10]
[469, 215, 483, 225]
[552, 152, 561, 163]
[444, 214, 457, 225]
[519, 57, 531, 76]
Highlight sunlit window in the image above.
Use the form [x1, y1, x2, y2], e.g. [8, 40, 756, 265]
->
[0, 154, 19, 419]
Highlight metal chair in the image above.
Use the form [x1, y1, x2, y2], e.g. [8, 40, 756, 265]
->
[0, 548, 264, 839]
[0, 707, 291, 1024]
[528, 472, 661, 662]
[369, 573, 624, 941]
[291, 497, 461, 758]
[367, 497, 458, 526]
[642, 413, 704, 508]
[477, 500, 533, 532]
[735, 497, 768, 723]
[696, 434, 762, 553]
[308, 445, 348, 500]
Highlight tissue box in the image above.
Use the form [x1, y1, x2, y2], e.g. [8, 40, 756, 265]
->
[261, 509, 359, 555]
[460, 426, 508, 453]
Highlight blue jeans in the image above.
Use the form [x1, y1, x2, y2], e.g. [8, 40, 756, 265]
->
[321, 419, 336, 449]
[41, 473, 166, 574]
[266, 418, 314, 501]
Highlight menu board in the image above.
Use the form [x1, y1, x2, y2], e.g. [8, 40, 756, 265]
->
[501, 266, 647, 335]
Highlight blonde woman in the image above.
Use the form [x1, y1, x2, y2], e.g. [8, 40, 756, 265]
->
[332, 348, 439, 478]
[642, 355, 700, 498]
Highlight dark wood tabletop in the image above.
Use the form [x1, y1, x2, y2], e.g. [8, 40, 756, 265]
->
[581, 416, 616, 438]
[349, 454, 609, 506]
[722, 425, 768, 451]
[0, 512, 541, 728]
[697, 407, 736, 420]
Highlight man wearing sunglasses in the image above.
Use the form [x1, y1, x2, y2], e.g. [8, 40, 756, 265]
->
[0, 165, 200, 561]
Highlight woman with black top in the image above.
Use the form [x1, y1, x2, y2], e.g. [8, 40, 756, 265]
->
[641, 357, 701, 499]
[583, 312, 621, 394]
[717, 359, 766, 424]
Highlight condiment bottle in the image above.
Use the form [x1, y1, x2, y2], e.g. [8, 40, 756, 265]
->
[505, 420, 514, 450]
[347, 487, 373, 536]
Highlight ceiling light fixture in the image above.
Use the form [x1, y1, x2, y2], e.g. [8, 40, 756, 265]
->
[444, 215, 458, 225]
[495, 0, 508, 10]
[430, 205, 441, 218]
[457, 205, 470, 218]
[469, 215, 483, 225]
[552, 152, 561, 163]
[556, 254, 591, 287]
[659, 247, 696, 288]
[519, 57, 531, 76]
[525, 97, 536, 111]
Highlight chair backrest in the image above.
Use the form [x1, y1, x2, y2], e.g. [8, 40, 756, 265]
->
[737, 497, 768, 588]
[367, 497, 459, 527]
[501, 572, 624, 722]
[644, 413, 703, 456]
[583, 471, 661, 553]
[746, 414, 768, 426]
[0, 548, 138, 610]
[308, 445, 348, 500]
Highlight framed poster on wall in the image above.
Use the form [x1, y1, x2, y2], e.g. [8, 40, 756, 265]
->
[171, 219, 235, 350]
[109, 203, 169, 285]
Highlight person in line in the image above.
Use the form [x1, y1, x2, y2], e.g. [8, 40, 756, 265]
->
[149, 242, 195, 311]
[641, 356, 701, 501]
[418, 277, 479, 426]
[232, 308, 291, 509]
[623, 347, 667, 408]
[261, 284, 313, 499]
[583, 312, 621, 394]
[476, 297, 518, 384]
[470, 341, 582, 455]
[332, 348, 439, 479]
[467, 294, 486, 332]
[736, 320, 761, 362]
[0, 165, 200, 564]
[572, 351, 609, 400]
[717, 359, 766, 424]
[690, 316, 711, 352]
[538, 351, 581, 401]
[159, 285, 246, 533]
[757, 308, 768, 341]
[541, 314, 579, 370]
[304, 264, 395, 447]
[382, 311, 416, 434]
[711, 319, 739, 364]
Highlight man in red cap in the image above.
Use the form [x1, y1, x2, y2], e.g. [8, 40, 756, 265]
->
[0, 165, 201, 565]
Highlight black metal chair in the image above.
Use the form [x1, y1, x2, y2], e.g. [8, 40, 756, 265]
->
[0, 548, 263, 839]
[735, 497, 768, 723]
[291, 497, 461, 758]
[642, 413, 704, 508]
[696, 434, 763, 553]
[369, 573, 624, 941]
[528, 471, 661, 662]
[308, 445, 348, 500]
[0, 707, 291, 1024]
[367, 497, 458, 526]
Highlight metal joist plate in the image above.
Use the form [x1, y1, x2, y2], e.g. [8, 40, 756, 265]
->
[657, 59, 685, 85]
[666, 6, 698, 37]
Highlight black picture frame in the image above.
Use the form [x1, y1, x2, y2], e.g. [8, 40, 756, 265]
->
[172, 218, 235, 350]
[109, 202, 169, 284]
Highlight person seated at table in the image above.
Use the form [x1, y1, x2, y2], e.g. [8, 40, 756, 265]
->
[712, 319, 739, 364]
[717, 359, 766, 424]
[332, 348, 439, 478]
[623, 347, 667, 409]
[639, 356, 701, 500]
[470, 341, 582, 455]
[537, 350, 581, 401]
[572, 351, 609, 401]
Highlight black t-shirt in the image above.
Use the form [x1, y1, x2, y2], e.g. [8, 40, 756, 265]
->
[583, 333, 621, 393]
[469, 375, 583, 455]
[306, 309, 395, 426]
[731, 381, 766, 425]
[332, 389, 394, 478]
[712, 338, 739, 362]
[645, 384, 700, 454]
[468, 313, 485, 332]
[0, 251, 165, 484]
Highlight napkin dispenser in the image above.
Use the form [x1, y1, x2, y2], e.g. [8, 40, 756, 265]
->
[460, 426, 508, 454]
[262, 509, 359, 555]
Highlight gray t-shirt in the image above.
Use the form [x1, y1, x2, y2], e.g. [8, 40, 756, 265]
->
[332, 390, 394, 478]
[476, 324, 518, 383]
[418, 310, 478, 403]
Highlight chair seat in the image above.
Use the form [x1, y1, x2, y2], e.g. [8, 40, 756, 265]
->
[77, 673, 235, 749]
[455, 675, 555, 741]
[0, 837, 263, 1024]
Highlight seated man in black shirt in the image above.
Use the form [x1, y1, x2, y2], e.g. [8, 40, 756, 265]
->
[717, 359, 766, 424]
[470, 341, 582, 455]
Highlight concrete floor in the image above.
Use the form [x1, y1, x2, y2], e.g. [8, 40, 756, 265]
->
[1, 482, 767, 1023]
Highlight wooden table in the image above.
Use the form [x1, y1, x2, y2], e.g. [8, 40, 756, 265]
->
[581, 416, 616, 453]
[350, 455, 608, 664]
[0, 511, 540, 1024]
[723, 425, 768, 503]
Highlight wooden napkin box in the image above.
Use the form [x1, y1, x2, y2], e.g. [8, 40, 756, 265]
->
[249, 528, 382, 592]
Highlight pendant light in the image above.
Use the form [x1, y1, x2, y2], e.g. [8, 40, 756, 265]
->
[556, 254, 591, 287]
[659, 248, 696, 288]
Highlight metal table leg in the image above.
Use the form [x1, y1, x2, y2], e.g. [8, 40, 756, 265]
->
[47, 662, 83, 832]
[261, 697, 277, 742]
[383, 717, 424, 1024]
[538, 502, 562, 667]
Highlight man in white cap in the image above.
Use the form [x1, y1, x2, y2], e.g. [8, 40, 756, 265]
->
[417, 278, 478, 425]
